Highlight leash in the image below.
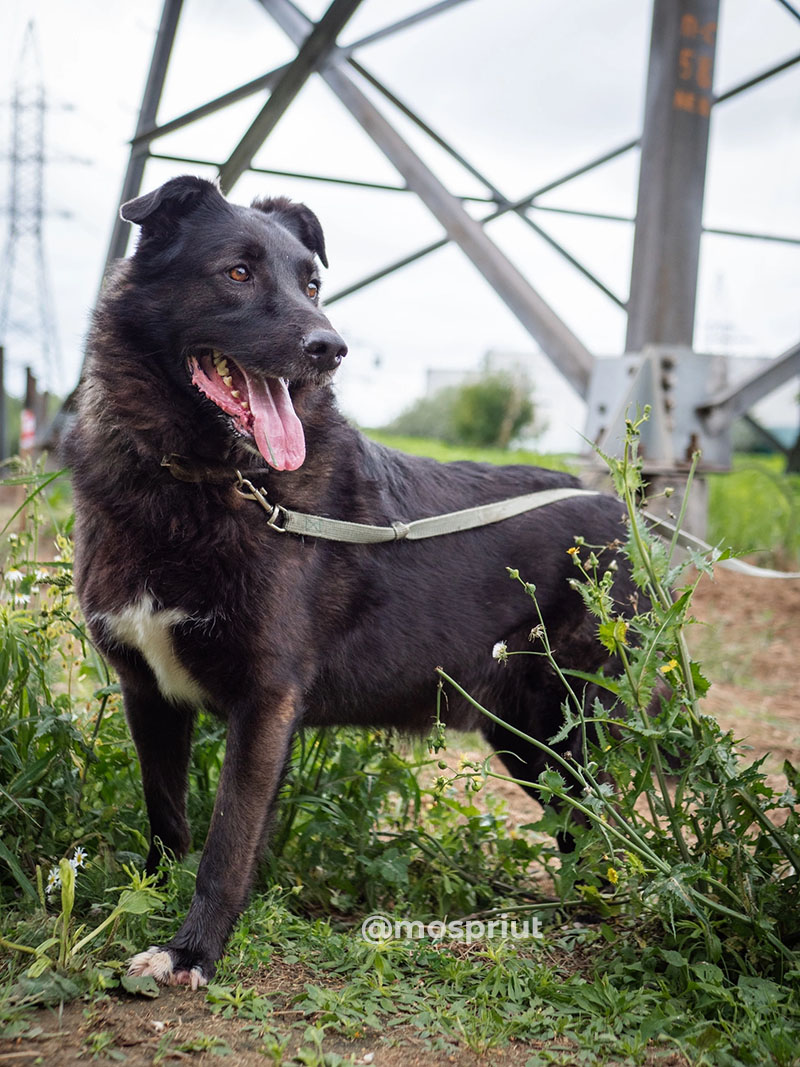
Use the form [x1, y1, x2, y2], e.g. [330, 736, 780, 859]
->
[161, 455, 800, 577]
[641, 512, 800, 579]
[234, 474, 598, 542]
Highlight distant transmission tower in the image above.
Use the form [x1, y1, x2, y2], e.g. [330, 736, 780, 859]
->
[0, 21, 62, 397]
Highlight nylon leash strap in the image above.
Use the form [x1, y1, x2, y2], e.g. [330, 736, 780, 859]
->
[234, 475, 599, 543]
[234, 472, 800, 579]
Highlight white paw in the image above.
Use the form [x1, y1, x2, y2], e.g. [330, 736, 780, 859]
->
[128, 946, 175, 983]
[127, 946, 207, 990]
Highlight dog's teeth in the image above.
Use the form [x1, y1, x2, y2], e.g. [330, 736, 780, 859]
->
[231, 390, 241, 399]
[240, 401, 250, 411]
[223, 375, 233, 387]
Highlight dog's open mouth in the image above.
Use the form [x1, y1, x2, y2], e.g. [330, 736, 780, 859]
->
[188, 351, 305, 471]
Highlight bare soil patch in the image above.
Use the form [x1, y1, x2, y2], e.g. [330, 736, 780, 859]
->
[690, 566, 800, 778]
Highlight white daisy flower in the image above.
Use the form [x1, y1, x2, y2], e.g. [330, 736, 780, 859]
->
[72, 846, 87, 868]
[45, 866, 61, 896]
[4, 569, 24, 585]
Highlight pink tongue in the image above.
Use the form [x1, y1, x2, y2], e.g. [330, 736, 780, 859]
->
[246, 376, 306, 471]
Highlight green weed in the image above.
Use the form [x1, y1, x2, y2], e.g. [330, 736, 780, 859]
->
[707, 454, 800, 567]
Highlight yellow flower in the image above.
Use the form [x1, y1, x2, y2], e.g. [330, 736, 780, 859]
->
[660, 658, 679, 674]
[567, 546, 579, 556]
[607, 866, 619, 885]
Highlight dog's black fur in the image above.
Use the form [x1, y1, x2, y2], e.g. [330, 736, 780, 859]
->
[65, 176, 636, 987]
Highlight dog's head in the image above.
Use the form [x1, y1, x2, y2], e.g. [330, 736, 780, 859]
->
[118, 175, 347, 471]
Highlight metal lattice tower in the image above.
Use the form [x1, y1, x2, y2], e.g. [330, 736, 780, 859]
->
[0, 21, 61, 395]
[101, 0, 800, 527]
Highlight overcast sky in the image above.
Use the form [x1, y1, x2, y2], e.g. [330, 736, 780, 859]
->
[1, 0, 798, 449]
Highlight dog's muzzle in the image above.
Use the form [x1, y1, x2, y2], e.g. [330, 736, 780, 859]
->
[302, 328, 348, 373]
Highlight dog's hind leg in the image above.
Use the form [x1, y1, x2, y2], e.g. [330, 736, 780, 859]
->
[129, 687, 299, 988]
[483, 664, 626, 854]
[118, 668, 196, 874]
[479, 661, 607, 854]
[484, 713, 588, 853]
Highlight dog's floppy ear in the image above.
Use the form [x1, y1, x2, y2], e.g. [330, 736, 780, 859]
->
[120, 176, 221, 236]
[252, 196, 329, 268]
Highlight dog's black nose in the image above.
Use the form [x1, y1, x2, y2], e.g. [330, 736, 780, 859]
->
[303, 328, 348, 372]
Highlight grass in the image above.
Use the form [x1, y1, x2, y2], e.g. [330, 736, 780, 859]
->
[363, 429, 576, 472]
[707, 454, 800, 568]
[1, 438, 800, 1066]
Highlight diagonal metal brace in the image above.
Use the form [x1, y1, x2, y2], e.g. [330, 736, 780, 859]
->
[256, 0, 596, 398]
[218, 0, 364, 193]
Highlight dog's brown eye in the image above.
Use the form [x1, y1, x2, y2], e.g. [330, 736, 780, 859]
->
[227, 265, 250, 283]
[306, 280, 319, 300]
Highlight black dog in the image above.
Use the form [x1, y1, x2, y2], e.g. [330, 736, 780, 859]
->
[65, 175, 635, 988]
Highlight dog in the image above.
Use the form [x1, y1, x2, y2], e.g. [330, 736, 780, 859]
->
[65, 175, 637, 988]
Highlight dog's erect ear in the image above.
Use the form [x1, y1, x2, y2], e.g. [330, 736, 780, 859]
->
[252, 196, 329, 268]
[120, 176, 222, 236]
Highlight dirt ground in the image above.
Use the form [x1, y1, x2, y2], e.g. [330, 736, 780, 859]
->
[2, 567, 798, 1066]
[689, 567, 800, 775]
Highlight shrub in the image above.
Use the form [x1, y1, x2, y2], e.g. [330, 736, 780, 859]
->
[451, 374, 533, 448]
[383, 373, 538, 449]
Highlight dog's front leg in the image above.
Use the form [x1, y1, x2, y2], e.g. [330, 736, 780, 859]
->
[119, 669, 196, 873]
[129, 689, 298, 988]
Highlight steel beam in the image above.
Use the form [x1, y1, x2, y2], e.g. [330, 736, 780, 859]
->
[150, 150, 498, 201]
[698, 338, 800, 431]
[741, 414, 790, 455]
[703, 225, 800, 245]
[103, 0, 184, 272]
[774, 0, 800, 25]
[350, 59, 507, 204]
[325, 141, 639, 304]
[714, 49, 800, 104]
[343, 0, 476, 51]
[129, 1, 476, 153]
[349, 62, 623, 304]
[626, 0, 720, 352]
[258, 0, 596, 396]
[218, 0, 363, 194]
[131, 68, 285, 150]
[520, 214, 627, 309]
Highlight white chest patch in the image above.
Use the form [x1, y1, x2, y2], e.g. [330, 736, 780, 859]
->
[100, 596, 207, 706]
